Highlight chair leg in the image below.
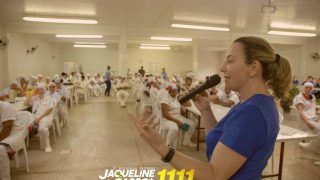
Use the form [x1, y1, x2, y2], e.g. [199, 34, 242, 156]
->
[54, 117, 61, 136]
[51, 125, 57, 143]
[26, 135, 29, 148]
[69, 98, 73, 109]
[23, 144, 30, 172]
[14, 152, 20, 168]
[75, 95, 78, 104]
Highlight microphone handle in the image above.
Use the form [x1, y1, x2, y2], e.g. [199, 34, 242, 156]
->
[178, 85, 207, 104]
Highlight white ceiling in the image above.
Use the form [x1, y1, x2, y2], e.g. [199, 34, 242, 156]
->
[0, 0, 319, 49]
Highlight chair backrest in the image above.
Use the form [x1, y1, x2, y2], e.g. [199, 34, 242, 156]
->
[153, 96, 165, 131]
[16, 111, 34, 138]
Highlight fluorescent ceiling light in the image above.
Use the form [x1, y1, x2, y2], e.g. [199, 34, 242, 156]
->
[140, 43, 170, 47]
[56, 35, 103, 38]
[74, 42, 106, 45]
[268, 30, 316, 37]
[151, 36, 192, 42]
[23, 16, 98, 24]
[271, 22, 316, 31]
[140, 46, 170, 50]
[171, 23, 229, 31]
[73, 45, 106, 48]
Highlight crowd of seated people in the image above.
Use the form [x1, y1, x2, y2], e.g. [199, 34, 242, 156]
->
[291, 78, 320, 166]
[0, 71, 110, 179]
[3, 70, 320, 179]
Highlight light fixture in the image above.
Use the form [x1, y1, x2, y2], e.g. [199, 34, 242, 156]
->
[23, 16, 98, 24]
[74, 42, 106, 45]
[151, 36, 192, 42]
[270, 22, 316, 31]
[73, 45, 106, 48]
[267, 30, 317, 37]
[171, 23, 229, 31]
[140, 46, 170, 50]
[56, 35, 103, 38]
[140, 43, 170, 47]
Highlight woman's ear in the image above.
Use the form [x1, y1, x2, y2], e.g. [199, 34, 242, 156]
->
[248, 60, 261, 77]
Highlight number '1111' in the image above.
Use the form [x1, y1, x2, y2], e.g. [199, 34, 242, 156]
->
[158, 169, 194, 180]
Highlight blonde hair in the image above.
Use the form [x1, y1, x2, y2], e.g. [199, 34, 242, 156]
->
[234, 36, 292, 99]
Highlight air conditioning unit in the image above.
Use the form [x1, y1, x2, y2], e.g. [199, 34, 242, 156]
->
[311, 52, 320, 60]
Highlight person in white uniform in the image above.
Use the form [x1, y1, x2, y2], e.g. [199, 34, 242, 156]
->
[77, 75, 89, 95]
[24, 85, 54, 152]
[115, 77, 131, 107]
[29, 76, 38, 90]
[180, 77, 194, 93]
[46, 82, 61, 105]
[0, 101, 24, 180]
[140, 81, 153, 115]
[37, 74, 45, 86]
[55, 79, 69, 127]
[160, 84, 196, 147]
[0, 82, 25, 99]
[212, 86, 240, 108]
[294, 82, 320, 166]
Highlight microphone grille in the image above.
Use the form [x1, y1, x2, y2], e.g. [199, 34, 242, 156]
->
[205, 74, 221, 88]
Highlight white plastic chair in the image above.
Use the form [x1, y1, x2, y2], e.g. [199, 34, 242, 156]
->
[13, 111, 33, 172]
[156, 98, 185, 148]
[72, 86, 79, 105]
[53, 104, 61, 136]
[66, 87, 73, 108]
[76, 88, 88, 102]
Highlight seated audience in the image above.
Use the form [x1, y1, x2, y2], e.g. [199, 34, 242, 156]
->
[24, 85, 54, 153]
[115, 77, 131, 107]
[160, 84, 196, 147]
[0, 101, 24, 180]
[294, 82, 320, 166]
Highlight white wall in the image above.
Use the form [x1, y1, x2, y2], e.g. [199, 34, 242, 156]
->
[127, 48, 193, 76]
[7, 33, 62, 82]
[272, 44, 303, 79]
[198, 50, 225, 80]
[197, 44, 306, 81]
[0, 24, 8, 89]
[300, 38, 320, 79]
[60, 46, 193, 77]
[61, 45, 118, 75]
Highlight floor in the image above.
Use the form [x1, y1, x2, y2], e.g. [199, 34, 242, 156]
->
[10, 96, 320, 180]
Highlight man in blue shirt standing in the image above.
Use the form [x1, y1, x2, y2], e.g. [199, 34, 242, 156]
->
[104, 66, 112, 96]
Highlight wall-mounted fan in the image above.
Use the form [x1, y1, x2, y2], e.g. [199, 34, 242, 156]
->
[0, 37, 9, 49]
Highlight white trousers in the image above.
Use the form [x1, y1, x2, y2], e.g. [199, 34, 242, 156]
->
[116, 90, 129, 106]
[0, 132, 23, 180]
[305, 119, 320, 152]
[32, 116, 53, 149]
[161, 115, 196, 145]
[58, 103, 69, 125]
[88, 85, 99, 96]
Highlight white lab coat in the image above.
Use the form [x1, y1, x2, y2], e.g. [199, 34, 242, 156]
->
[115, 82, 130, 106]
[160, 95, 196, 146]
[0, 102, 24, 180]
[28, 95, 54, 149]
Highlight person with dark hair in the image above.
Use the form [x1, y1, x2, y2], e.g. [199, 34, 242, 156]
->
[130, 36, 292, 179]
[138, 66, 145, 77]
[161, 68, 168, 80]
[104, 66, 112, 96]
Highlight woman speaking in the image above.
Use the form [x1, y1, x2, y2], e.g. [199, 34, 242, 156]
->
[130, 36, 292, 179]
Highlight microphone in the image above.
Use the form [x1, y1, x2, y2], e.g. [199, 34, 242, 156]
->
[178, 74, 221, 104]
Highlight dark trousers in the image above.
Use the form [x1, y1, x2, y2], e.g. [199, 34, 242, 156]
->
[105, 80, 111, 96]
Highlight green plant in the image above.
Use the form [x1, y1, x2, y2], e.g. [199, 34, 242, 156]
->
[280, 84, 300, 113]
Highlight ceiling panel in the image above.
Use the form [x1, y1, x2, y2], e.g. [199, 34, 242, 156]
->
[0, 0, 319, 46]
